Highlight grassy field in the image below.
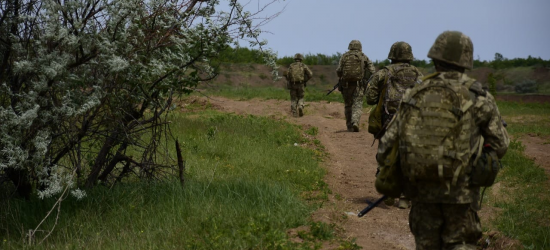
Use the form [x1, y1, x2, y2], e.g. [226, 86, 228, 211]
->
[483, 101, 550, 249]
[0, 110, 359, 249]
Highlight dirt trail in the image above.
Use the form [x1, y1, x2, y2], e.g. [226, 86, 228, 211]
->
[202, 96, 414, 249]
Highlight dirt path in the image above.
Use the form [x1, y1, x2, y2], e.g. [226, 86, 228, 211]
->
[201, 96, 414, 249]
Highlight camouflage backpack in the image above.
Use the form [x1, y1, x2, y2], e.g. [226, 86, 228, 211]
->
[383, 64, 421, 117]
[288, 62, 305, 82]
[341, 51, 364, 82]
[398, 73, 475, 189]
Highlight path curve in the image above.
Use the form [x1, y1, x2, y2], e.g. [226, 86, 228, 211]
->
[202, 96, 415, 249]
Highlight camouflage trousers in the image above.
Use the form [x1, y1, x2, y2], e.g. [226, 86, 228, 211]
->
[409, 202, 482, 250]
[340, 82, 364, 130]
[289, 83, 305, 117]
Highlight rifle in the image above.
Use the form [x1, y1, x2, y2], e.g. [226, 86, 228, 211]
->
[326, 81, 340, 96]
[358, 195, 387, 217]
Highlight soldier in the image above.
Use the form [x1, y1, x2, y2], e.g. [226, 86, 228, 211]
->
[376, 31, 509, 249]
[336, 40, 375, 131]
[365, 41, 424, 209]
[285, 53, 313, 117]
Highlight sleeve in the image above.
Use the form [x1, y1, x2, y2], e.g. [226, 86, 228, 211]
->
[364, 55, 376, 76]
[473, 92, 510, 159]
[304, 64, 313, 80]
[416, 68, 424, 83]
[336, 54, 344, 78]
[365, 69, 385, 105]
[376, 111, 400, 165]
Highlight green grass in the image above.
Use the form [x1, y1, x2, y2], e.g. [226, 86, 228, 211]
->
[203, 85, 345, 103]
[0, 112, 336, 249]
[497, 101, 550, 136]
[482, 101, 550, 249]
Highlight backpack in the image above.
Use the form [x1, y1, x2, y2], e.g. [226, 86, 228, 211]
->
[367, 65, 419, 138]
[341, 51, 364, 82]
[383, 65, 421, 115]
[398, 73, 475, 189]
[288, 62, 305, 82]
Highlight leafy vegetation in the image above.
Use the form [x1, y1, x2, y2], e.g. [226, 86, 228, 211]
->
[0, 0, 279, 199]
[0, 111, 348, 249]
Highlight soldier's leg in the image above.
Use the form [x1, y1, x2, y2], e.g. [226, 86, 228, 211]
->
[290, 88, 298, 117]
[350, 84, 363, 132]
[342, 85, 354, 130]
[441, 204, 482, 250]
[297, 85, 305, 117]
[409, 202, 444, 250]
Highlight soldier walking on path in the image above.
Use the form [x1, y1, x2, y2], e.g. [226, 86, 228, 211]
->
[376, 31, 509, 249]
[285, 53, 313, 117]
[336, 40, 375, 131]
[365, 41, 423, 208]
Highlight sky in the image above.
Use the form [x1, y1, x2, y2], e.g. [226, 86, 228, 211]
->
[233, 0, 550, 62]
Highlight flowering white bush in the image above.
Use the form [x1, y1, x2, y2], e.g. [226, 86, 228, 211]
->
[0, 0, 280, 198]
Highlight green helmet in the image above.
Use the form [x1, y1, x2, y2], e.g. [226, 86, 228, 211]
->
[294, 53, 303, 61]
[388, 41, 414, 61]
[348, 40, 362, 51]
[427, 31, 474, 69]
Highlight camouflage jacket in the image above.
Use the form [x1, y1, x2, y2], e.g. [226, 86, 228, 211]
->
[284, 62, 313, 83]
[336, 50, 375, 81]
[377, 71, 509, 204]
[365, 63, 423, 107]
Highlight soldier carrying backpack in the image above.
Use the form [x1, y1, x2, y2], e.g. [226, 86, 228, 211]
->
[365, 41, 423, 209]
[376, 31, 509, 250]
[284, 53, 313, 117]
[336, 40, 375, 132]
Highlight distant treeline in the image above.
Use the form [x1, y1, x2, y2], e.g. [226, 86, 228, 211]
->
[218, 47, 550, 69]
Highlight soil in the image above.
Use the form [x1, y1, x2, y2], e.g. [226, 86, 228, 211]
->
[191, 95, 550, 249]
[197, 96, 414, 249]
[516, 134, 550, 175]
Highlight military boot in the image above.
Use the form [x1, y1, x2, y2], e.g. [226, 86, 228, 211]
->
[398, 197, 410, 209]
[298, 107, 304, 117]
[384, 197, 395, 206]
[352, 123, 359, 132]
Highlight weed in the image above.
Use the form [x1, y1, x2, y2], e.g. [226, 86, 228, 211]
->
[306, 126, 319, 136]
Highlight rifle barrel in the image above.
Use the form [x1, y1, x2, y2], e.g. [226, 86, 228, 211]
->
[357, 195, 387, 217]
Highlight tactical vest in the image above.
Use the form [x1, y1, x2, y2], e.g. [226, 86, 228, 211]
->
[398, 73, 475, 191]
[341, 51, 364, 82]
[288, 62, 305, 82]
[383, 64, 421, 116]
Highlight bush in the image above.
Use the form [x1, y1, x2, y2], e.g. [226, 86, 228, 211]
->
[514, 79, 538, 94]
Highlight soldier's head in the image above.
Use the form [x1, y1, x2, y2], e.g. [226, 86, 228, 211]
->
[294, 53, 303, 61]
[348, 40, 362, 51]
[428, 31, 474, 72]
[388, 41, 414, 63]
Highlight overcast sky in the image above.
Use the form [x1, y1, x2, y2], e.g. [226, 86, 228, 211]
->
[234, 0, 550, 62]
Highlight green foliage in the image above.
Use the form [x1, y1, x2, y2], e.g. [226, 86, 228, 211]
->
[215, 47, 266, 64]
[0, 0, 280, 198]
[474, 54, 550, 69]
[278, 53, 342, 66]
[487, 73, 498, 96]
[305, 127, 319, 136]
[514, 79, 539, 94]
[0, 112, 330, 249]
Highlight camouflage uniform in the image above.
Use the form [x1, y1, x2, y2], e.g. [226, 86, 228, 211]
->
[366, 42, 423, 208]
[377, 31, 509, 250]
[285, 53, 313, 117]
[336, 40, 375, 131]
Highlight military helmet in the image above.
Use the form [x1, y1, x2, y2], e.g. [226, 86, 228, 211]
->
[388, 41, 414, 61]
[427, 31, 474, 69]
[348, 40, 362, 51]
[294, 53, 303, 61]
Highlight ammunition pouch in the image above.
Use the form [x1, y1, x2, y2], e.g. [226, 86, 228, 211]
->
[470, 149, 500, 187]
[375, 142, 403, 197]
